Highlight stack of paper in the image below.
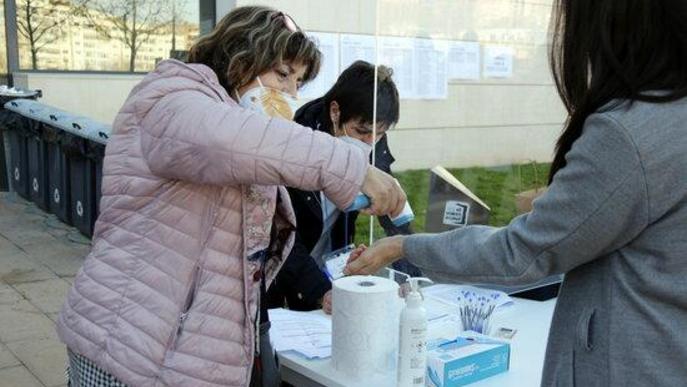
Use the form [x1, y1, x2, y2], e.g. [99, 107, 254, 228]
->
[268, 308, 332, 359]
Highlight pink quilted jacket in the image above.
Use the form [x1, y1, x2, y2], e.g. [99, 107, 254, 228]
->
[56, 59, 368, 386]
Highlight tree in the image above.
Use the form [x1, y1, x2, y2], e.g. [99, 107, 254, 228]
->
[76, 0, 167, 72]
[16, 0, 67, 69]
[164, 0, 188, 54]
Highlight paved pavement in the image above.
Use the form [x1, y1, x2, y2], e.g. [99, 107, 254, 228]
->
[0, 192, 91, 387]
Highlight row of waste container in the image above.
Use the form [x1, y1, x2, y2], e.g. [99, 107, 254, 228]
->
[0, 91, 110, 238]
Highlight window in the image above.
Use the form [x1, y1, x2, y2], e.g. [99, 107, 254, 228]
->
[0, 2, 7, 76]
[234, 0, 562, 242]
[16, 0, 201, 72]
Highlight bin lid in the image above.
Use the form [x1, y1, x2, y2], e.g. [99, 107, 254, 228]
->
[40, 110, 75, 132]
[71, 116, 111, 145]
[3, 99, 51, 121]
[4, 99, 111, 143]
[0, 85, 40, 98]
[4, 99, 82, 134]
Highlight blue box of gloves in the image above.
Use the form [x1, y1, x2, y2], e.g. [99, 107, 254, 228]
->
[426, 332, 510, 387]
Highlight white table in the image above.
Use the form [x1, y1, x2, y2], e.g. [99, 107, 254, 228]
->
[276, 297, 556, 387]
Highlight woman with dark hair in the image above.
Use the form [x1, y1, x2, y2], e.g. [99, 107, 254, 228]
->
[346, 0, 687, 385]
[266, 61, 421, 314]
[56, 6, 405, 387]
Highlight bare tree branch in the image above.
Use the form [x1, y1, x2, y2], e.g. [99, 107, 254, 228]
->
[33, 20, 59, 43]
[75, 0, 168, 71]
[16, 19, 29, 38]
[16, 0, 67, 68]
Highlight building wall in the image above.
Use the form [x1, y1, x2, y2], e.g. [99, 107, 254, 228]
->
[15, 0, 199, 72]
[237, 0, 566, 170]
[13, 71, 143, 123]
[13, 0, 566, 171]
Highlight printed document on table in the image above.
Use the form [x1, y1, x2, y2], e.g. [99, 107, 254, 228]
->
[268, 308, 332, 359]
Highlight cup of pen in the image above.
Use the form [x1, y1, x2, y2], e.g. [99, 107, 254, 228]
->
[456, 290, 500, 335]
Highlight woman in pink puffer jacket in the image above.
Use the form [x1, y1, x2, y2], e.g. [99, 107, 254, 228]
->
[57, 6, 405, 387]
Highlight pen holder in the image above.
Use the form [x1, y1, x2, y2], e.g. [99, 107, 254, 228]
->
[456, 290, 501, 335]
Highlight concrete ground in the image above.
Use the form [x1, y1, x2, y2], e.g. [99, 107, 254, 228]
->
[0, 192, 91, 387]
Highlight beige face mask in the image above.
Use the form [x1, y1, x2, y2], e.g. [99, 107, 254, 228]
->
[236, 77, 299, 120]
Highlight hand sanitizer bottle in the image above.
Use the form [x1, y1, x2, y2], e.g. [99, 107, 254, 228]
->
[398, 277, 434, 387]
[345, 180, 415, 226]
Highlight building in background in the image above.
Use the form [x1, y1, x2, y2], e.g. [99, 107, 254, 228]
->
[14, 0, 199, 72]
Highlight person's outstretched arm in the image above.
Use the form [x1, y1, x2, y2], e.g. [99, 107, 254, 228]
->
[138, 90, 367, 209]
[346, 113, 649, 285]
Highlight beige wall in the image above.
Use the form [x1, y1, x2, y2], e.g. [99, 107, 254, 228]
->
[13, 72, 144, 124]
[11, 0, 566, 171]
[239, 0, 566, 170]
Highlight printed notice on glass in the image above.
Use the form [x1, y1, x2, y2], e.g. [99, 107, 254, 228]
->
[379, 36, 416, 99]
[447, 41, 481, 80]
[340, 34, 376, 71]
[483, 46, 514, 78]
[300, 32, 340, 99]
[413, 38, 448, 99]
[443, 200, 470, 227]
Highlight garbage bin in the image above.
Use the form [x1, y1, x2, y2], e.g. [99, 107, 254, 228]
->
[69, 117, 110, 236]
[0, 88, 41, 192]
[24, 104, 52, 210]
[38, 110, 73, 225]
[3, 97, 43, 200]
[2, 112, 29, 198]
[59, 119, 96, 237]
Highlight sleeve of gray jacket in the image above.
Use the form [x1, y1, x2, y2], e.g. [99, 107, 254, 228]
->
[403, 113, 649, 285]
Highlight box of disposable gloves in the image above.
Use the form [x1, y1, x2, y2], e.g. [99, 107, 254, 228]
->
[426, 331, 510, 387]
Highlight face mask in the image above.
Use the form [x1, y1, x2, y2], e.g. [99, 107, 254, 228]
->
[334, 123, 374, 155]
[236, 77, 299, 120]
[339, 133, 372, 156]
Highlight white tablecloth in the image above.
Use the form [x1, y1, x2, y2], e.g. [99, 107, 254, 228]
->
[275, 296, 556, 387]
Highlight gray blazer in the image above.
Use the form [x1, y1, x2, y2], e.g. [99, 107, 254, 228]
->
[404, 98, 687, 386]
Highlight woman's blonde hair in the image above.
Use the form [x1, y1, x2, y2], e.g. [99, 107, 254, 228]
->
[188, 6, 321, 96]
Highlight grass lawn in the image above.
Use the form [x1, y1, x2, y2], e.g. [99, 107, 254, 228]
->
[353, 162, 551, 244]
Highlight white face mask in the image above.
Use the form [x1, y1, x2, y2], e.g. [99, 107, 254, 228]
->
[236, 77, 299, 120]
[339, 134, 372, 156]
[336, 120, 384, 150]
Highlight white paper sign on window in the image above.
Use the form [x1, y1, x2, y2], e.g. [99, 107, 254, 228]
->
[483, 46, 514, 78]
[300, 32, 340, 99]
[379, 36, 417, 99]
[340, 34, 376, 71]
[413, 38, 448, 99]
[447, 41, 481, 80]
[443, 201, 470, 227]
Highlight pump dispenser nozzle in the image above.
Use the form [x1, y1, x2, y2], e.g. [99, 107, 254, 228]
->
[405, 277, 434, 307]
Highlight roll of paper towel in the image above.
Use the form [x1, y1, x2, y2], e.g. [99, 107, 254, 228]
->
[331, 275, 401, 378]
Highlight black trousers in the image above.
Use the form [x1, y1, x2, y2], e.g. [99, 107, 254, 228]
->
[250, 321, 281, 387]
